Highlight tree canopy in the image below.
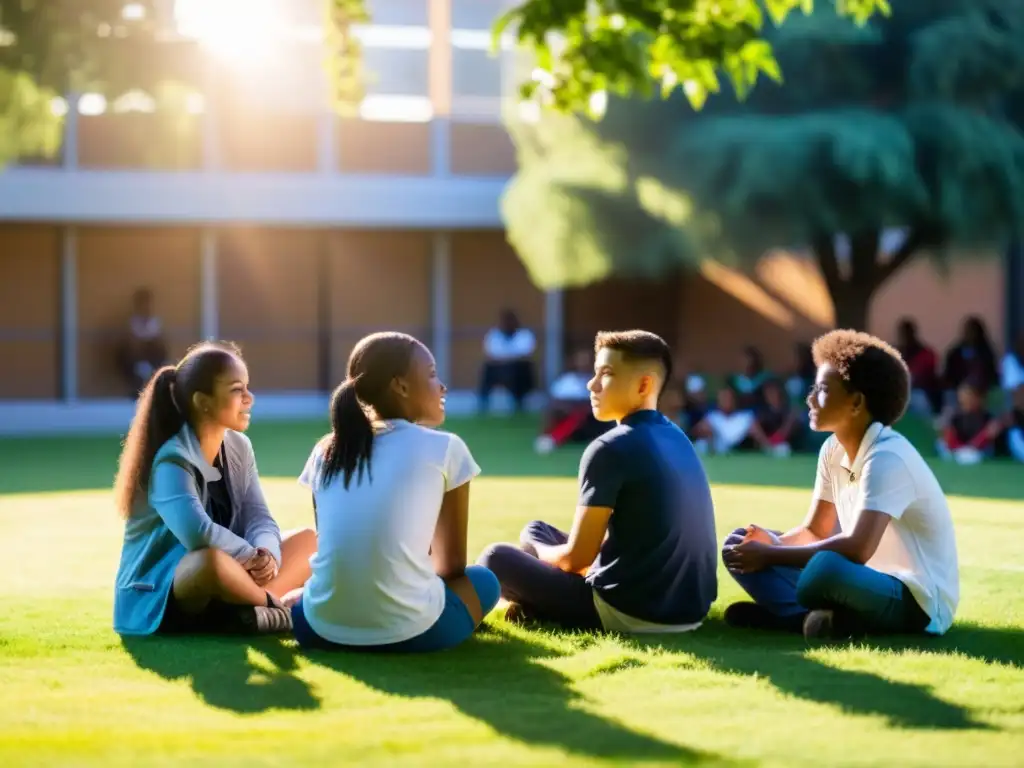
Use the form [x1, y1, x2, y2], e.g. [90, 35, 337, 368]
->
[502, 1, 1024, 329]
[495, 0, 891, 116]
[0, 0, 889, 168]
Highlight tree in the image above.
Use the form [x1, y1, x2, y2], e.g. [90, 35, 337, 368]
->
[0, 1, 202, 166]
[0, 0, 883, 168]
[502, 1, 1024, 330]
[495, 0, 891, 116]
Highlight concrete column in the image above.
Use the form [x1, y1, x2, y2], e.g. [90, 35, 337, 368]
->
[60, 227, 78, 401]
[62, 93, 80, 169]
[543, 288, 564, 387]
[431, 232, 452, 385]
[201, 55, 220, 170]
[318, 109, 338, 174]
[200, 230, 219, 340]
[429, 0, 452, 176]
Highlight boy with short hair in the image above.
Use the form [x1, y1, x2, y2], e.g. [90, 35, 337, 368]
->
[722, 330, 960, 641]
[478, 330, 718, 633]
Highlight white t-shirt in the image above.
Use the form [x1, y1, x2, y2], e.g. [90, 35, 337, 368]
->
[484, 327, 536, 361]
[813, 423, 960, 634]
[298, 420, 481, 646]
[549, 371, 590, 401]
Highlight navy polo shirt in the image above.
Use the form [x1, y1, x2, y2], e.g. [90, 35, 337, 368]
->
[579, 409, 718, 625]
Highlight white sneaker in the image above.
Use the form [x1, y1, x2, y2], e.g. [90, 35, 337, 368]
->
[534, 435, 556, 455]
[953, 447, 984, 466]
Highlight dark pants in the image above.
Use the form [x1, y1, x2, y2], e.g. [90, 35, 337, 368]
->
[477, 521, 603, 631]
[723, 528, 930, 634]
[479, 359, 535, 412]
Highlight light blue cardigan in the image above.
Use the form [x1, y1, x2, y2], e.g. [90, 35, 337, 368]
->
[112, 425, 282, 635]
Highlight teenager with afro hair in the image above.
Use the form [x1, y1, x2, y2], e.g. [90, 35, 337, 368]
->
[722, 329, 960, 642]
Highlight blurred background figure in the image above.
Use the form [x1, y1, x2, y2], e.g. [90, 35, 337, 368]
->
[117, 287, 168, 396]
[534, 348, 608, 454]
[1004, 385, 1024, 463]
[936, 382, 1002, 465]
[727, 346, 770, 409]
[942, 316, 999, 409]
[690, 386, 755, 455]
[1001, 332, 1024, 398]
[748, 378, 801, 457]
[479, 309, 537, 414]
[896, 317, 942, 416]
[785, 342, 816, 402]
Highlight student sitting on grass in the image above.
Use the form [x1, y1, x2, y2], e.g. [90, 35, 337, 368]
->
[478, 330, 718, 634]
[748, 378, 802, 457]
[936, 382, 1003, 465]
[113, 341, 317, 637]
[690, 386, 756, 455]
[722, 330, 960, 642]
[288, 332, 500, 653]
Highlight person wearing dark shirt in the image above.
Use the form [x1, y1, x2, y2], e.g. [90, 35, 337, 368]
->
[942, 316, 999, 399]
[896, 318, 941, 415]
[478, 330, 718, 633]
[749, 379, 801, 457]
[938, 383, 1002, 465]
[728, 346, 771, 409]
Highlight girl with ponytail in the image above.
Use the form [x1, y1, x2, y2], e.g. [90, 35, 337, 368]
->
[289, 332, 500, 653]
[112, 341, 317, 636]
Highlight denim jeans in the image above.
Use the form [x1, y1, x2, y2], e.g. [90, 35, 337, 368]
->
[292, 565, 501, 653]
[722, 528, 930, 633]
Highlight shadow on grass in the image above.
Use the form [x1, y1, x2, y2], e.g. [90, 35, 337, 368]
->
[300, 626, 723, 764]
[624, 619, 1024, 731]
[869, 620, 1024, 670]
[121, 634, 320, 713]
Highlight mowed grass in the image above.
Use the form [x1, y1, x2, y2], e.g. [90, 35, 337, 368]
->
[1, 418, 1023, 767]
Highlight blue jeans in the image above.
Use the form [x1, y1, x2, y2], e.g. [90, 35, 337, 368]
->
[722, 528, 930, 633]
[292, 565, 501, 653]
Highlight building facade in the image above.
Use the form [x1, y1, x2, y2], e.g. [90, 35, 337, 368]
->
[0, 0, 1009, 434]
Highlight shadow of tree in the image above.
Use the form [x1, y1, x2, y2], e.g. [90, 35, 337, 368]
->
[622, 619, 1024, 731]
[121, 635, 320, 714]
[300, 626, 726, 764]
[863, 621, 1024, 670]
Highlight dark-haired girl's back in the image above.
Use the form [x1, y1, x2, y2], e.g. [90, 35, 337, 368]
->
[297, 419, 479, 646]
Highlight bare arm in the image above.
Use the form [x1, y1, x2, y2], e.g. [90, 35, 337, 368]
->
[431, 482, 471, 581]
[536, 505, 614, 575]
[768, 508, 891, 567]
[779, 498, 840, 545]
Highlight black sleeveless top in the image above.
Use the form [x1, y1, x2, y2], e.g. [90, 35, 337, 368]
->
[205, 447, 234, 529]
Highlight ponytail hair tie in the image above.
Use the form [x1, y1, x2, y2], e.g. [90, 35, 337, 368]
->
[168, 376, 184, 415]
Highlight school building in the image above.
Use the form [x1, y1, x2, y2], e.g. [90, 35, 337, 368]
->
[0, 0, 1016, 435]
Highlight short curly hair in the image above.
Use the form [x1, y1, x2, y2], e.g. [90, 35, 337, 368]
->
[811, 330, 910, 426]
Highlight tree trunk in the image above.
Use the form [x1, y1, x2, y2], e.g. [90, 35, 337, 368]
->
[812, 229, 927, 332]
[830, 286, 872, 331]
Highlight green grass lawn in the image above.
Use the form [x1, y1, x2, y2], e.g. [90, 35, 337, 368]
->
[1, 418, 1023, 767]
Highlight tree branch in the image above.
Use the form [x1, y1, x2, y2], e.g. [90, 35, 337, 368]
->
[875, 227, 930, 286]
[812, 233, 843, 297]
[850, 229, 880, 285]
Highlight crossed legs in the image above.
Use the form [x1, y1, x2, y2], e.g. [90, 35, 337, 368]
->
[477, 521, 602, 631]
[722, 527, 930, 638]
[169, 528, 317, 621]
